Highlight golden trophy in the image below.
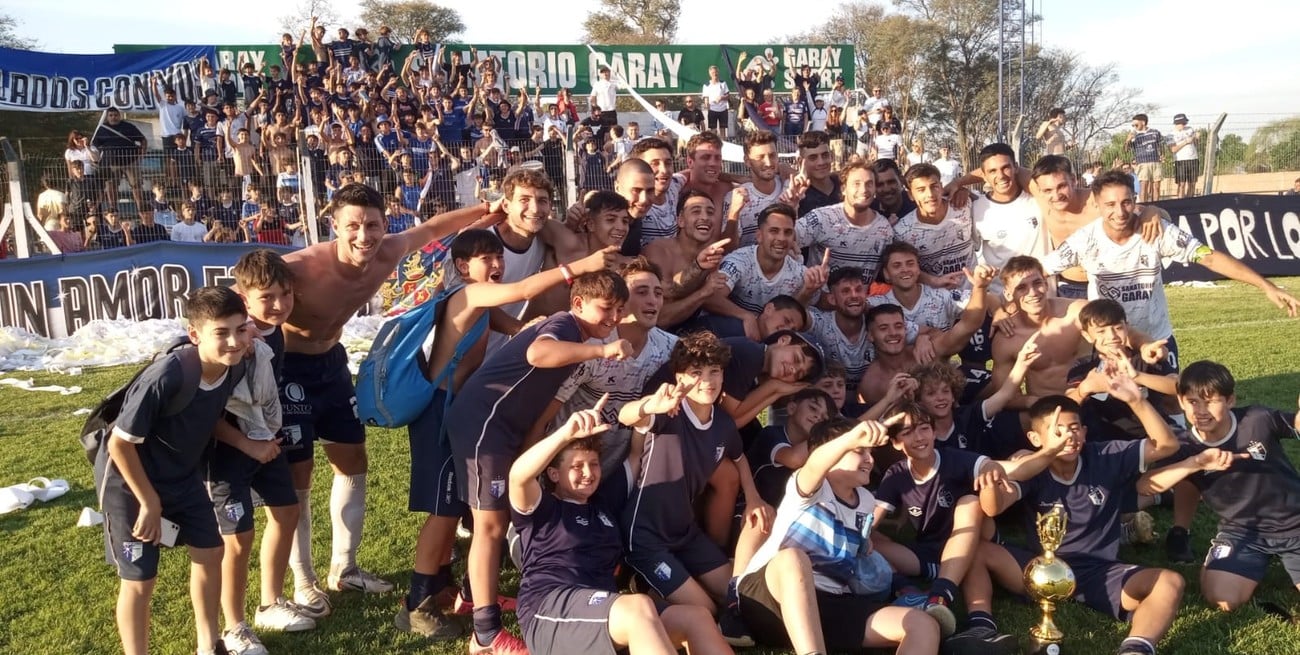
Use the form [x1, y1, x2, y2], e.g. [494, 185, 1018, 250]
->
[1024, 504, 1075, 655]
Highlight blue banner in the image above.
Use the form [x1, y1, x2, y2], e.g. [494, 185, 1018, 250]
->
[0, 45, 215, 112]
[1155, 193, 1300, 282]
[0, 242, 289, 338]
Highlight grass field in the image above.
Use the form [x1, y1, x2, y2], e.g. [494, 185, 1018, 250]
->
[3, 279, 1300, 655]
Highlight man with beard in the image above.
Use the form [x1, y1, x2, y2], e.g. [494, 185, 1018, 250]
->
[796, 161, 893, 285]
[277, 184, 506, 614]
[808, 267, 876, 393]
[624, 137, 683, 253]
[796, 131, 840, 216]
[675, 131, 737, 243]
[869, 159, 917, 224]
[893, 164, 976, 292]
[708, 205, 824, 341]
[643, 190, 732, 328]
[730, 131, 788, 248]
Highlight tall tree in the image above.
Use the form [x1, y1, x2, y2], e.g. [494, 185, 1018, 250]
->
[278, 0, 342, 39]
[1, 11, 37, 50]
[581, 0, 680, 45]
[357, 0, 464, 43]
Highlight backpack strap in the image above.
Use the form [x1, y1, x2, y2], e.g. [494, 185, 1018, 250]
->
[427, 312, 490, 439]
[162, 346, 247, 416]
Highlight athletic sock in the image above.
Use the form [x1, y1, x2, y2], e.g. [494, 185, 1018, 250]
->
[1119, 636, 1155, 654]
[407, 572, 434, 611]
[929, 577, 958, 605]
[968, 610, 997, 632]
[329, 473, 366, 571]
[472, 603, 503, 645]
[289, 489, 316, 590]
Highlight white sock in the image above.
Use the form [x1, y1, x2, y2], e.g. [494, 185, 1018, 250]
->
[289, 489, 316, 590]
[329, 473, 367, 572]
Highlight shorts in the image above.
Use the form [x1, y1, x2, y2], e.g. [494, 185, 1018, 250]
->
[1056, 278, 1089, 300]
[525, 587, 657, 655]
[1204, 529, 1300, 585]
[738, 562, 887, 651]
[1009, 545, 1140, 620]
[601, 111, 619, 127]
[1164, 333, 1181, 372]
[904, 541, 944, 580]
[1135, 161, 1162, 183]
[706, 110, 728, 130]
[408, 388, 467, 517]
[450, 416, 525, 512]
[981, 410, 1032, 460]
[959, 314, 994, 369]
[205, 439, 297, 535]
[102, 475, 222, 581]
[280, 344, 366, 464]
[959, 365, 993, 406]
[1175, 159, 1199, 185]
[625, 528, 729, 598]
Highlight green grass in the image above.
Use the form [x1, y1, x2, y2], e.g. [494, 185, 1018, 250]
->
[3, 279, 1300, 654]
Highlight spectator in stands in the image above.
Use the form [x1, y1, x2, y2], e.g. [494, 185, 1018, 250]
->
[871, 122, 903, 163]
[151, 77, 187, 145]
[876, 105, 902, 136]
[171, 202, 208, 243]
[864, 86, 888, 129]
[933, 146, 962, 187]
[590, 66, 619, 126]
[93, 108, 149, 213]
[1169, 113, 1200, 199]
[1127, 113, 1163, 202]
[87, 209, 133, 250]
[703, 65, 731, 138]
[44, 213, 84, 254]
[132, 209, 169, 244]
[1036, 108, 1069, 156]
[783, 89, 809, 137]
[65, 130, 99, 183]
[1287, 177, 1300, 196]
[36, 175, 66, 225]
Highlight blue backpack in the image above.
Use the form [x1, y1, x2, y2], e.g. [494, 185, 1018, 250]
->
[356, 283, 488, 428]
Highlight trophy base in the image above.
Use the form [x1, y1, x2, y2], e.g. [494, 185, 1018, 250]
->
[1026, 635, 1063, 655]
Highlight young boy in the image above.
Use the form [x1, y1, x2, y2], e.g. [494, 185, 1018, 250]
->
[1067, 299, 1178, 438]
[747, 388, 835, 506]
[101, 287, 252, 655]
[510, 400, 734, 655]
[973, 384, 1186, 655]
[398, 230, 615, 641]
[736, 415, 942, 655]
[811, 360, 850, 415]
[447, 270, 632, 654]
[1138, 361, 1300, 612]
[618, 331, 770, 615]
[206, 251, 315, 655]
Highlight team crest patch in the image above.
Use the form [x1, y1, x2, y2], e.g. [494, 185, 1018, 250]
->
[908, 506, 923, 517]
[122, 541, 144, 563]
[654, 562, 673, 581]
[1247, 441, 1267, 461]
[957, 434, 969, 449]
[588, 591, 610, 606]
[1087, 486, 1106, 506]
[937, 491, 953, 509]
[597, 512, 614, 528]
[1208, 540, 1233, 561]
[715, 446, 725, 462]
[280, 425, 303, 445]
[225, 501, 246, 523]
[855, 512, 868, 531]
[489, 478, 506, 499]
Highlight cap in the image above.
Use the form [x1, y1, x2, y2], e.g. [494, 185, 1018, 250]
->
[1173, 113, 1189, 124]
[764, 330, 826, 383]
[509, 146, 520, 152]
[835, 75, 844, 82]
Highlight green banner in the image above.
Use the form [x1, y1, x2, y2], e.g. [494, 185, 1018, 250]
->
[115, 43, 854, 96]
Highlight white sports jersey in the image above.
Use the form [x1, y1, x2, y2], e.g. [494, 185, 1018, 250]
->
[796, 205, 893, 283]
[869, 285, 962, 331]
[972, 190, 1048, 294]
[718, 245, 810, 314]
[808, 308, 873, 389]
[735, 177, 787, 248]
[639, 175, 685, 247]
[1040, 218, 1204, 340]
[554, 327, 678, 470]
[892, 205, 977, 281]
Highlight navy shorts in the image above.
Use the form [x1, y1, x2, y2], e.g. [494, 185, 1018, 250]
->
[450, 418, 524, 513]
[706, 110, 728, 130]
[625, 528, 730, 598]
[524, 587, 650, 655]
[1165, 333, 1181, 372]
[904, 540, 944, 580]
[102, 475, 222, 581]
[1009, 545, 1141, 620]
[739, 562, 888, 651]
[959, 314, 994, 369]
[959, 365, 993, 406]
[205, 439, 298, 535]
[1056, 278, 1089, 300]
[408, 388, 467, 517]
[280, 344, 366, 464]
[1204, 529, 1300, 585]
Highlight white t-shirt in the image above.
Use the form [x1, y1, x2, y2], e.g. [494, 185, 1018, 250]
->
[906, 150, 931, 168]
[158, 101, 186, 137]
[735, 178, 787, 248]
[892, 205, 977, 282]
[743, 475, 877, 595]
[864, 97, 888, 126]
[934, 157, 962, 187]
[972, 190, 1048, 295]
[718, 245, 811, 314]
[873, 134, 903, 160]
[703, 81, 729, 113]
[639, 175, 685, 247]
[170, 221, 208, 242]
[1039, 218, 1205, 340]
[591, 79, 618, 113]
[65, 147, 97, 176]
[828, 88, 849, 111]
[796, 205, 894, 283]
[1169, 128, 1199, 162]
[809, 107, 829, 132]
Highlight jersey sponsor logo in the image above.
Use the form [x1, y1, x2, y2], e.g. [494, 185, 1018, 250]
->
[122, 541, 144, 563]
[908, 506, 923, 517]
[597, 511, 614, 528]
[588, 590, 610, 605]
[575, 514, 590, 527]
[1247, 441, 1268, 461]
[490, 477, 506, 499]
[225, 501, 245, 523]
[1100, 283, 1153, 303]
[284, 382, 307, 403]
[654, 561, 673, 581]
[937, 490, 954, 509]
[1087, 486, 1106, 506]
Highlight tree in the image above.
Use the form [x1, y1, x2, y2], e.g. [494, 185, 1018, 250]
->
[357, 0, 464, 43]
[581, 0, 680, 45]
[278, 0, 343, 40]
[1247, 117, 1300, 172]
[1, 11, 37, 50]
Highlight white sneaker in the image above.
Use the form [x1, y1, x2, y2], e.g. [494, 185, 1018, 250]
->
[292, 583, 333, 618]
[254, 598, 317, 632]
[327, 565, 394, 593]
[222, 622, 268, 655]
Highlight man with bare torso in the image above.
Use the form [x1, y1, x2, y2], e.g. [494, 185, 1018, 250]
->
[987, 256, 1087, 402]
[278, 183, 503, 607]
[642, 189, 730, 328]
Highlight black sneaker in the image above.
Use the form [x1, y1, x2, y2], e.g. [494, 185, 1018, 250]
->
[718, 607, 755, 648]
[942, 626, 1017, 655]
[1165, 526, 1195, 563]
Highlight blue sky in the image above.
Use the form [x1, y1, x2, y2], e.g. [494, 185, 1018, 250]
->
[7, 0, 1295, 134]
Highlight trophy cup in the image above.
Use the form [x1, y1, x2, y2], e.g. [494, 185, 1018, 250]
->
[1024, 504, 1075, 655]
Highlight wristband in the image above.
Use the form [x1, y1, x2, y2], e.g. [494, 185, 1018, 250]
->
[560, 264, 575, 286]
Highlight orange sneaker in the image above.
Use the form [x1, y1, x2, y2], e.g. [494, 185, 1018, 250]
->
[468, 629, 529, 655]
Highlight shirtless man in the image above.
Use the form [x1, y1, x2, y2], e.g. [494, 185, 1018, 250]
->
[987, 256, 1087, 401]
[622, 137, 682, 253]
[642, 189, 730, 328]
[279, 183, 503, 610]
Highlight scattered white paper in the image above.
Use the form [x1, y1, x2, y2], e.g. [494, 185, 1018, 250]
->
[0, 378, 82, 394]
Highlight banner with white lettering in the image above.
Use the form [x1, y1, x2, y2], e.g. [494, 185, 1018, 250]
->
[0, 242, 287, 338]
[0, 45, 215, 112]
[1155, 194, 1300, 282]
